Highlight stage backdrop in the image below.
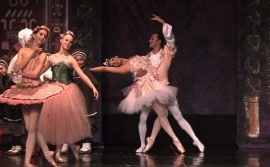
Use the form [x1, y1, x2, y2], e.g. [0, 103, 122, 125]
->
[0, 0, 48, 58]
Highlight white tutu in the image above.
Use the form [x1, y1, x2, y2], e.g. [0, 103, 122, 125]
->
[118, 78, 177, 114]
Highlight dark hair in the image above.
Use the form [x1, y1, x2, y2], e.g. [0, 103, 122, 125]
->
[153, 32, 165, 48]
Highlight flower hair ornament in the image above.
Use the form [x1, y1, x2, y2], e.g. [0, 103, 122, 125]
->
[32, 25, 50, 34]
[72, 51, 87, 60]
[103, 59, 109, 66]
[60, 30, 75, 39]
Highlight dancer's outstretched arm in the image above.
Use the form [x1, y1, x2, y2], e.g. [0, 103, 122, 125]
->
[70, 57, 99, 100]
[90, 62, 131, 74]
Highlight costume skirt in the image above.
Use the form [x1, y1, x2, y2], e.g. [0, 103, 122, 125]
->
[0, 83, 64, 105]
[38, 83, 91, 145]
[118, 79, 178, 114]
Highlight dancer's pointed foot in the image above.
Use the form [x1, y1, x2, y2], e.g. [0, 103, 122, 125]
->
[55, 151, 67, 163]
[173, 140, 185, 154]
[193, 141, 205, 152]
[44, 151, 58, 167]
[143, 137, 155, 153]
[135, 146, 145, 153]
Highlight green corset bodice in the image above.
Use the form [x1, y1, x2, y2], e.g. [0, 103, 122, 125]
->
[51, 62, 73, 84]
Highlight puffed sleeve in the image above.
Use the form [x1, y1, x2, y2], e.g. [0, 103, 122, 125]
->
[162, 23, 176, 49]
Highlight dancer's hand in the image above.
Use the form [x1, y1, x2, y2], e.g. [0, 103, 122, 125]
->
[151, 14, 165, 24]
[93, 88, 99, 100]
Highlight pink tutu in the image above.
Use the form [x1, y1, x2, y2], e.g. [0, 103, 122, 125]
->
[0, 83, 64, 105]
[38, 83, 91, 145]
[118, 78, 178, 114]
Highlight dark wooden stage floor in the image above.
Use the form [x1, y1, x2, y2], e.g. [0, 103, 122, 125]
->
[0, 144, 269, 167]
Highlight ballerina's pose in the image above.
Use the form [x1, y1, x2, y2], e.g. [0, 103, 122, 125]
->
[0, 26, 60, 167]
[37, 31, 99, 163]
[61, 49, 99, 154]
[91, 53, 185, 153]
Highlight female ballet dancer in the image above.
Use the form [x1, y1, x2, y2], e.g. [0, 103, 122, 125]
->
[0, 26, 62, 167]
[61, 49, 99, 154]
[37, 31, 99, 163]
[90, 55, 185, 154]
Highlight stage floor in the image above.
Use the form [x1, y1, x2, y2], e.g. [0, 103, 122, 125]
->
[0, 145, 268, 167]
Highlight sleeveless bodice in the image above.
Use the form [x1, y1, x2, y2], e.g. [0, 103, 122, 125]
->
[20, 56, 42, 87]
[51, 62, 73, 84]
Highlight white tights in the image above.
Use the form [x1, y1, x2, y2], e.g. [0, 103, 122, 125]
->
[138, 99, 199, 148]
[22, 104, 50, 164]
[138, 100, 179, 148]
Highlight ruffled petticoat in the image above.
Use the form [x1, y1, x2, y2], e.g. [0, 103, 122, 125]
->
[118, 77, 178, 114]
[0, 83, 64, 105]
[38, 82, 91, 145]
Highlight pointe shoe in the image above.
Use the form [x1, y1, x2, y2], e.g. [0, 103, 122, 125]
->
[45, 151, 58, 167]
[193, 141, 205, 152]
[173, 140, 185, 154]
[55, 151, 67, 163]
[135, 146, 145, 153]
[24, 162, 38, 167]
[143, 137, 155, 153]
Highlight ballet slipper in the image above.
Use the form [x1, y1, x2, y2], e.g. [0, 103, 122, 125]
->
[193, 141, 205, 152]
[55, 151, 67, 163]
[143, 137, 155, 153]
[135, 146, 145, 153]
[173, 140, 185, 154]
[44, 151, 58, 167]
